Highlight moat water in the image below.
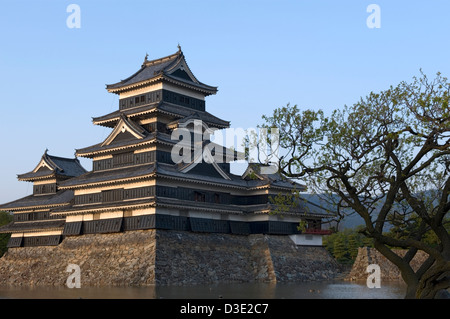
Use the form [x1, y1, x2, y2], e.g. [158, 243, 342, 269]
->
[0, 280, 406, 299]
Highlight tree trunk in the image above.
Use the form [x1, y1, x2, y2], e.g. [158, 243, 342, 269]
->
[404, 282, 419, 299]
[416, 262, 450, 299]
[372, 241, 418, 298]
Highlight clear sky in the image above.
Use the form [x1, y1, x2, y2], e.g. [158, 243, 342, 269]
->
[1, 0, 449, 204]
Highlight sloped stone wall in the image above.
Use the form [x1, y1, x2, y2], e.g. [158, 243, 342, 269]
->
[266, 235, 340, 282]
[0, 230, 341, 287]
[0, 230, 157, 286]
[347, 247, 429, 282]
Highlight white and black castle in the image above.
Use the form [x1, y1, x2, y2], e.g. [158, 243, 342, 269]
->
[0, 47, 332, 249]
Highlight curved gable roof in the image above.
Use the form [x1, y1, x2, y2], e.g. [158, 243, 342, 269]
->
[17, 151, 86, 182]
[105, 47, 217, 96]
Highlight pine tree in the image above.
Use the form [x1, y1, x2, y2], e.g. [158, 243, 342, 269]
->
[0, 211, 12, 257]
[333, 235, 347, 262]
[348, 233, 359, 260]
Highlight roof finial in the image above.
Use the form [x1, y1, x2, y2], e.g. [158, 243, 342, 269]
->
[44, 148, 49, 155]
[144, 52, 149, 62]
[177, 43, 182, 52]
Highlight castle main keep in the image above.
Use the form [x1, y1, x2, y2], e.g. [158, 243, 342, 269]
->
[0, 48, 337, 286]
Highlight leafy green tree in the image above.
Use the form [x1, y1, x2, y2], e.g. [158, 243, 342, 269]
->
[0, 211, 12, 257]
[260, 71, 450, 299]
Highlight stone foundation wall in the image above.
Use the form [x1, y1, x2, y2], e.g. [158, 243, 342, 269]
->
[0, 230, 341, 287]
[0, 230, 157, 286]
[266, 235, 340, 282]
[347, 247, 429, 282]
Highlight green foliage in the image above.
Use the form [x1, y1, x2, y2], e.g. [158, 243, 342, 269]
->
[323, 227, 374, 264]
[0, 211, 12, 257]
[332, 236, 347, 262]
[268, 191, 303, 217]
[385, 214, 450, 248]
[261, 71, 450, 297]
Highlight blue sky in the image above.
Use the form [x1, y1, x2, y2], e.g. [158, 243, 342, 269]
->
[1, 1, 450, 203]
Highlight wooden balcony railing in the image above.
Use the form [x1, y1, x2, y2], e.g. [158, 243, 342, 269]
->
[303, 229, 333, 235]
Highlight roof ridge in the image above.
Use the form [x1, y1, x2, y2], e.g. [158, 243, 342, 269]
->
[142, 48, 181, 68]
[46, 153, 78, 162]
[105, 47, 217, 95]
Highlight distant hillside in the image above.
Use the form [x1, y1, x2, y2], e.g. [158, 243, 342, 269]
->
[300, 193, 369, 230]
[300, 189, 445, 231]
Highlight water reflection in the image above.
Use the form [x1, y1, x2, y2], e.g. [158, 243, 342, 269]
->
[0, 281, 406, 299]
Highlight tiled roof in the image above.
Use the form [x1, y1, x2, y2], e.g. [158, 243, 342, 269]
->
[106, 51, 180, 90]
[155, 196, 262, 215]
[51, 198, 155, 216]
[76, 132, 157, 157]
[92, 102, 230, 128]
[0, 190, 74, 211]
[17, 152, 87, 181]
[58, 164, 156, 189]
[0, 220, 65, 234]
[155, 162, 297, 190]
[105, 48, 217, 95]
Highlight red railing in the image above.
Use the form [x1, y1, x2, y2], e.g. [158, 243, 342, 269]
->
[303, 229, 333, 235]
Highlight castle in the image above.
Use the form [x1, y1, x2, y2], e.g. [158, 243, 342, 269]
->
[0, 48, 337, 286]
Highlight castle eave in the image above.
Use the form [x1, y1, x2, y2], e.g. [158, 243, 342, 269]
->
[0, 220, 65, 234]
[58, 164, 156, 190]
[50, 198, 156, 216]
[0, 190, 74, 212]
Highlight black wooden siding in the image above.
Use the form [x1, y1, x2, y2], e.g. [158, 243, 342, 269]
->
[229, 221, 251, 235]
[249, 221, 300, 235]
[102, 188, 124, 203]
[119, 89, 205, 112]
[7, 236, 23, 248]
[141, 122, 168, 134]
[74, 185, 268, 207]
[14, 211, 61, 222]
[33, 183, 57, 195]
[74, 186, 155, 205]
[63, 215, 302, 237]
[83, 218, 123, 234]
[93, 151, 173, 171]
[190, 217, 230, 233]
[9, 235, 61, 247]
[120, 90, 161, 110]
[155, 214, 190, 231]
[156, 186, 268, 206]
[122, 214, 155, 231]
[63, 221, 83, 235]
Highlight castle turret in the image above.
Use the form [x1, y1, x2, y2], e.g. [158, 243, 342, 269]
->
[0, 151, 86, 247]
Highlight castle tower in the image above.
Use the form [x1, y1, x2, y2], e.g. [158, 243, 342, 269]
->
[0, 47, 332, 247]
[0, 151, 86, 247]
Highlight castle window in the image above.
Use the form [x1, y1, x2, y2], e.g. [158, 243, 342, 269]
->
[140, 95, 145, 103]
[194, 191, 205, 202]
[214, 193, 220, 204]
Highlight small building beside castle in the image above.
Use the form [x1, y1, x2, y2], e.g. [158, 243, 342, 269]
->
[0, 47, 334, 274]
